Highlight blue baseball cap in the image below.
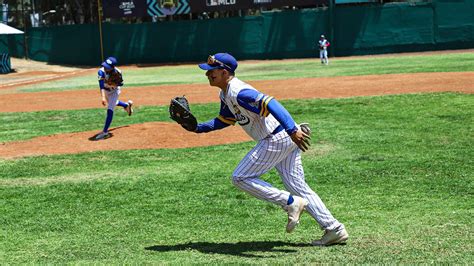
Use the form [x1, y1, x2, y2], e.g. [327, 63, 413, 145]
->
[101, 57, 117, 70]
[199, 53, 238, 73]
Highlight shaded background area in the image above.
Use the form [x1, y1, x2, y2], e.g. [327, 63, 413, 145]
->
[1, 1, 473, 65]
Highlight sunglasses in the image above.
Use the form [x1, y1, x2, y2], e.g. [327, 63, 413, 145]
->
[207, 55, 232, 71]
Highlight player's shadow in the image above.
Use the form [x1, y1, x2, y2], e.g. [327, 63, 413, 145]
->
[145, 241, 312, 258]
[89, 132, 114, 141]
[88, 126, 129, 141]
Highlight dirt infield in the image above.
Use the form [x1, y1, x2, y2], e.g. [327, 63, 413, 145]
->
[1, 72, 472, 113]
[0, 58, 473, 158]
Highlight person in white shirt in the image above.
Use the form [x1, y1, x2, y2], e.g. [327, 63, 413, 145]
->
[318, 35, 330, 65]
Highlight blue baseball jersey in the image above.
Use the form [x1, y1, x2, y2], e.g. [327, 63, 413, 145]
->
[98, 67, 123, 90]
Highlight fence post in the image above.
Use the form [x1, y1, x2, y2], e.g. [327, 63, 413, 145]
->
[21, 0, 28, 59]
[97, 0, 104, 62]
[328, 0, 335, 57]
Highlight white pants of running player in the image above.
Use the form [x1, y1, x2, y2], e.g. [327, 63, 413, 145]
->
[320, 50, 328, 63]
[232, 130, 341, 230]
[105, 87, 121, 111]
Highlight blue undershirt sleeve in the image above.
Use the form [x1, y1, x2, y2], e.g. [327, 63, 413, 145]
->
[237, 89, 298, 135]
[196, 118, 230, 133]
[99, 80, 105, 90]
[267, 99, 298, 136]
[98, 70, 105, 90]
[196, 100, 235, 133]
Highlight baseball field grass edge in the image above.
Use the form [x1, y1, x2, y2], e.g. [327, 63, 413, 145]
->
[16, 52, 474, 93]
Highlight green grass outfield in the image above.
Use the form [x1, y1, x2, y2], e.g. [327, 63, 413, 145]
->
[1, 53, 473, 263]
[16, 52, 474, 92]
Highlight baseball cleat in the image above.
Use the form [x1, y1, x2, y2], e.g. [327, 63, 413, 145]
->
[312, 226, 349, 246]
[95, 131, 110, 140]
[126, 100, 134, 116]
[285, 196, 308, 233]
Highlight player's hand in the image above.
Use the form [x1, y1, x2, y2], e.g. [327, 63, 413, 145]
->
[290, 128, 311, 152]
[101, 98, 106, 106]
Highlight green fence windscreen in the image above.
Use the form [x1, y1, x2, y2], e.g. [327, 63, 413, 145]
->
[334, 3, 436, 55]
[261, 9, 328, 59]
[436, 0, 474, 45]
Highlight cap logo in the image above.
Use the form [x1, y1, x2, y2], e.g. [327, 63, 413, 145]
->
[106, 59, 113, 65]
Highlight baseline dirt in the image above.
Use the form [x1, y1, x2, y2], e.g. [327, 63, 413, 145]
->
[1, 72, 473, 113]
[0, 71, 472, 159]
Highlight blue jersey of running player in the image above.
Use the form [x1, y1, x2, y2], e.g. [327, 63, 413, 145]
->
[98, 67, 123, 91]
[196, 77, 297, 140]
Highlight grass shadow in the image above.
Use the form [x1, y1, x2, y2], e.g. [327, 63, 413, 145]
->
[145, 241, 313, 258]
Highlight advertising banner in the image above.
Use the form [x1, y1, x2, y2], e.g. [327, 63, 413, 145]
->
[103, 0, 191, 18]
[190, 0, 328, 13]
[103, 0, 148, 18]
[103, 0, 325, 18]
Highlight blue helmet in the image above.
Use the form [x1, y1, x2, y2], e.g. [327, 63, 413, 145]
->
[101, 56, 118, 70]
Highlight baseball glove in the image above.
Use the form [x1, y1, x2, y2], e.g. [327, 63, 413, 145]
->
[293, 123, 312, 152]
[169, 96, 198, 132]
[107, 71, 123, 87]
[300, 123, 311, 137]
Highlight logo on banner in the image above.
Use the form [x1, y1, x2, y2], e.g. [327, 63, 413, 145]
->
[253, 0, 272, 3]
[148, 0, 190, 17]
[206, 0, 236, 7]
[119, 1, 136, 15]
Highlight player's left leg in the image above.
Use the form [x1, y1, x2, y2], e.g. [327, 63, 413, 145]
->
[324, 50, 329, 65]
[116, 99, 133, 116]
[276, 146, 342, 230]
[113, 87, 133, 116]
[232, 130, 308, 232]
[232, 134, 292, 206]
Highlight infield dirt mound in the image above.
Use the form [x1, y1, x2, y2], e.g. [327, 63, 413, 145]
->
[0, 123, 252, 159]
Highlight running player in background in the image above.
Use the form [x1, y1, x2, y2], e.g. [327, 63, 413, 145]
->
[193, 53, 348, 246]
[318, 35, 330, 65]
[95, 57, 133, 140]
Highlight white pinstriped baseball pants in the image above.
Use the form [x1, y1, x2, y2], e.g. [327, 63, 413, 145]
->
[105, 87, 121, 110]
[232, 130, 342, 230]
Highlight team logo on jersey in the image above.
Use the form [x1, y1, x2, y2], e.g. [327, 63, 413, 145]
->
[232, 104, 250, 126]
[248, 101, 259, 109]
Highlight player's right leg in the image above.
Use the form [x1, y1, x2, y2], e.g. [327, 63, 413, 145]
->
[276, 148, 348, 245]
[96, 91, 118, 140]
